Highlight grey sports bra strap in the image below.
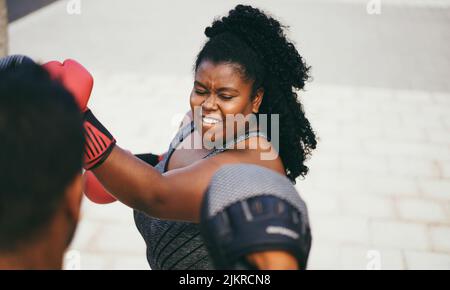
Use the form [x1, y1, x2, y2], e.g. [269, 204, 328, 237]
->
[203, 130, 268, 159]
[165, 121, 268, 168]
[163, 121, 196, 172]
[168, 121, 196, 152]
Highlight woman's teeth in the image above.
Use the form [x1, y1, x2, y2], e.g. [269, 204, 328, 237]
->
[203, 117, 221, 125]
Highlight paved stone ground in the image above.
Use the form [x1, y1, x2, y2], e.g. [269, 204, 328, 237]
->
[7, 0, 450, 269]
[300, 85, 450, 269]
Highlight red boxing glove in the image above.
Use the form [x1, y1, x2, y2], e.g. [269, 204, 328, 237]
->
[43, 59, 93, 111]
[43, 59, 116, 170]
[83, 171, 117, 204]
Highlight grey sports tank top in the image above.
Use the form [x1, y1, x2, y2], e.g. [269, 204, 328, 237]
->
[133, 121, 267, 270]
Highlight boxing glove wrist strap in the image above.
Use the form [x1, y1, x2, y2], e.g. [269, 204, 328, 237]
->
[83, 109, 116, 170]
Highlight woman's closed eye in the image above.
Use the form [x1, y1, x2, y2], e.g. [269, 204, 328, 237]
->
[219, 95, 234, 100]
[195, 90, 208, 95]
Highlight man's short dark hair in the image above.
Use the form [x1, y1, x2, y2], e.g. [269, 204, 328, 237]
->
[0, 62, 84, 251]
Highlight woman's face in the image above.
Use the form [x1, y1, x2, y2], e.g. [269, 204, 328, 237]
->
[190, 60, 263, 145]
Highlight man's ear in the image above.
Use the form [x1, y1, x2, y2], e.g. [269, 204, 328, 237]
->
[64, 172, 83, 223]
[252, 88, 264, 113]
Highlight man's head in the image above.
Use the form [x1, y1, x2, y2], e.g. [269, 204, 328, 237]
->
[0, 58, 84, 269]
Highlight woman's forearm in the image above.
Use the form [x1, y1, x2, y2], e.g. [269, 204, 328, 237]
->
[89, 143, 235, 222]
[92, 146, 169, 215]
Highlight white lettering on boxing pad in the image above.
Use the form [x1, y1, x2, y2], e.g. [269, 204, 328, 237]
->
[266, 226, 299, 240]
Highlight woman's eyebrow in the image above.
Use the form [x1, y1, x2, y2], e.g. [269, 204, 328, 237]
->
[194, 82, 239, 94]
[217, 87, 239, 94]
[194, 81, 208, 89]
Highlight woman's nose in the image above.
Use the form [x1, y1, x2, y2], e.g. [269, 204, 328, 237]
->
[202, 95, 218, 111]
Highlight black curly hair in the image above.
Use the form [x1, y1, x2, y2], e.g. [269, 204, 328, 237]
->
[195, 4, 317, 182]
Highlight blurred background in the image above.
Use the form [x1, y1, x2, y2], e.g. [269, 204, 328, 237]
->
[1, 0, 449, 269]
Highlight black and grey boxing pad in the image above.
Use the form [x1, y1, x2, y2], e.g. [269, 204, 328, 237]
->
[200, 164, 312, 270]
[0, 55, 35, 71]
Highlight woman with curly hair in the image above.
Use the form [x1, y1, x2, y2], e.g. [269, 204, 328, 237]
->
[48, 5, 316, 269]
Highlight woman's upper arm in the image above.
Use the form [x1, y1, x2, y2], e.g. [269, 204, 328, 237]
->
[154, 154, 234, 222]
[155, 142, 285, 222]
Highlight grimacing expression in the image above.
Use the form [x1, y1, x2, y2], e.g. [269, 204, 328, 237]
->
[190, 60, 263, 143]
